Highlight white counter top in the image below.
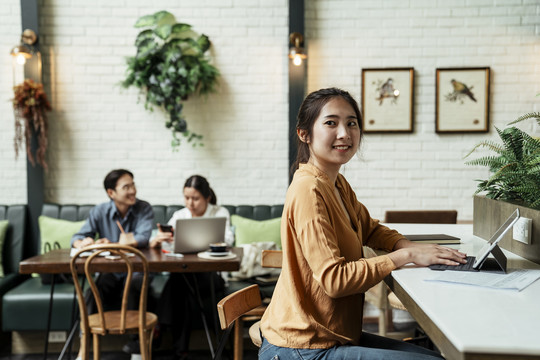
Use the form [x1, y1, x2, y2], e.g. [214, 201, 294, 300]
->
[385, 223, 540, 359]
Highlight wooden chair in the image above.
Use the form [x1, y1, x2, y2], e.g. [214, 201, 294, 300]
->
[231, 249, 283, 360]
[214, 284, 262, 360]
[364, 210, 458, 337]
[70, 244, 158, 360]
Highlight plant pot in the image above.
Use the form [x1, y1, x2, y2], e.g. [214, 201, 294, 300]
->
[473, 195, 540, 265]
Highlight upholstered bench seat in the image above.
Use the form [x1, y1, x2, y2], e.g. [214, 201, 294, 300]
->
[3, 277, 77, 331]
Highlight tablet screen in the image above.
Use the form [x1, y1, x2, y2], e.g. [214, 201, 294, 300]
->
[473, 209, 520, 268]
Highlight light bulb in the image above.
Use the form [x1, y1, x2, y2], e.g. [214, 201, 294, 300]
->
[16, 54, 27, 65]
[293, 54, 302, 66]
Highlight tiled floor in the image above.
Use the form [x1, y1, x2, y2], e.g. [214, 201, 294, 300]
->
[0, 331, 259, 360]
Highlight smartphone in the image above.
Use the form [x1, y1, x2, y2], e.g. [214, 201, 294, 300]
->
[159, 224, 173, 233]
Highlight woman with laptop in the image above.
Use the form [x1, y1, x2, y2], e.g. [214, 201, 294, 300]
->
[149, 174, 233, 360]
[259, 88, 467, 360]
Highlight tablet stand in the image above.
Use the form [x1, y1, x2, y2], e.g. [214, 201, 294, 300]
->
[477, 244, 507, 273]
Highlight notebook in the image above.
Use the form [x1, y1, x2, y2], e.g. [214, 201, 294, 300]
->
[173, 217, 227, 254]
[429, 209, 520, 273]
[404, 234, 460, 244]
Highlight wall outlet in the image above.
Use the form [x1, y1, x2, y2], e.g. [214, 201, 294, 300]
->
[513, 217, 532, 244]
[48, 331, 66, 343]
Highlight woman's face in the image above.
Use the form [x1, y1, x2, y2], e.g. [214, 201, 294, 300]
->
[183, 187, 209, 217]
[302, 97, 360, 175]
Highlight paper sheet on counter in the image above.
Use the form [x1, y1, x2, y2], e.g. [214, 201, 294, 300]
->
[425, 269, 540, 291]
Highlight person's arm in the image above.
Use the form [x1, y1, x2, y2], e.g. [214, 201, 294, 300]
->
[347, 182, 467, 267]
[292, 184, 395, 298]
[388, 238, 467, 268]
[132, 202, 154, 248]
[71, 208, 99, 248]
[149, 224, 174, 248]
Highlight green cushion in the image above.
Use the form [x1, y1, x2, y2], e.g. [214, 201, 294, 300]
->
[38, 216, 85, 254]
[0, 220, 9, 277]
[231, 215, 281, 249]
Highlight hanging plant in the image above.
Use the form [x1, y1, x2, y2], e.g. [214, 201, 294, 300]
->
[12, 79, 52, 170]
[121, 10, 220, 149]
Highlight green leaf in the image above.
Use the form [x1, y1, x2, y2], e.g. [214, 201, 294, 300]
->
[154, 11, 176, 27]
[135, 29, 155, 47]
[171, 23, 192, 35]
[508, 112, 540, 126]
[155, 24, 172, 40]
[134, 14, 157, 28]
[136, 38, 159, 59]
[197, 34, 211, 53]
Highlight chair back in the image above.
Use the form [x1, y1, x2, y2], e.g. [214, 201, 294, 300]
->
[70, 244, 150, 336]
[214, 284, 262, 359]
[261, 249, 282, 268]
[384, 210, 457, 224]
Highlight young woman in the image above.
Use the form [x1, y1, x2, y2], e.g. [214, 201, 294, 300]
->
[259, 88, 466, 360]
[150, 175, 233, 360]
[150, 174, 234, 249]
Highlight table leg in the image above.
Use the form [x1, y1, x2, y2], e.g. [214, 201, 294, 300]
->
[210, 273, 220, 338]
[183, 274, 216, 358]
[44, 274, 56, 360]
[58, 277, 84, 360]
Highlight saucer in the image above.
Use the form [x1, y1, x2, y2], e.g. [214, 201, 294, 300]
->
[197, 251, 237, 260]
[206, 251, 231, 257]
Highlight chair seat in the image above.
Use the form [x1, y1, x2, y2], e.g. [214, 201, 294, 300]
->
[88, 310, 158, 335]
[249, 320, 262, 347]
[388, 291, 407, 311]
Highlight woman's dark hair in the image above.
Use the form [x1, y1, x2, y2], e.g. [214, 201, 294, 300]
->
[291, 87, 363, 174]
[103, 169, 134, 192]
[184, 175, 217, 205]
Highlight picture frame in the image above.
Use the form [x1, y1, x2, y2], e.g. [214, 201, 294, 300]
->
[436, 67, 490, 133]
[361, 68, 414, 133]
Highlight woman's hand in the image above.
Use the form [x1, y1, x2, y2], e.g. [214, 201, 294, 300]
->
[150, 229, 173, 249]
[388, 239, 467, 268]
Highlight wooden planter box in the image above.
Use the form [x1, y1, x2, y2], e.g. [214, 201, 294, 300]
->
[473, 195, 540, 265]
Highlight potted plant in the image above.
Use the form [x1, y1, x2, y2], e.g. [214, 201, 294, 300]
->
[465, 112, 540, 262]
[121, 10, 220, 148]
[12, 78, 52, 170]
[465, 113, 540, 209]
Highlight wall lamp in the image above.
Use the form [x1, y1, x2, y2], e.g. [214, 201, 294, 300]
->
[289, 32, 307, 66]
[11, 29, 38, 65]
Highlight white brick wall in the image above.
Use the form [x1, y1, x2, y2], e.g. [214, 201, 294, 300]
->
[1, 0, 538, 222]
[0, 0, 27, 204]
[306, 0, 540, 220]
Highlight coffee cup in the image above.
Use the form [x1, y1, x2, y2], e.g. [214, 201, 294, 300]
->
[209, 242, 227, 253]
[119, 232, 137, 247]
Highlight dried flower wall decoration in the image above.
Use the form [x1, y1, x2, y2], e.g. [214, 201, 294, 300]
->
[12, 79, 52, 170]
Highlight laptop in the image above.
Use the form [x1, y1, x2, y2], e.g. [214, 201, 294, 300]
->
[429, 209, 520, 273]
[172, 217, 227, 254]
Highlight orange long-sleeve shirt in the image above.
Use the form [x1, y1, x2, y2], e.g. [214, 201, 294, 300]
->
[261, 163, 405, 349]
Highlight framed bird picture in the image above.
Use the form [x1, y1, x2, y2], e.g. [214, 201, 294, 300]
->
[361, 68, 414, 133]
[436, 67, 490, 133]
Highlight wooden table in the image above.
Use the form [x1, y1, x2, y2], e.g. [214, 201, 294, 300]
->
[384, 223, 540, 360]
[19, 247, 243, 274]
[19, 247, 242, 359]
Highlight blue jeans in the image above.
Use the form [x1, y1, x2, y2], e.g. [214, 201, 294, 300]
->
[259, 332, 444, 360]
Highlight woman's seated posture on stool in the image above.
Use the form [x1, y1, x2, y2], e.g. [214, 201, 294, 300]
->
[259, 88, 466, 360]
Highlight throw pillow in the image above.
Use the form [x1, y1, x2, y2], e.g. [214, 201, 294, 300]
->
[38, 216, 86, 254]
[0, 220, 9, 277]
[230, 215, 281, 249]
